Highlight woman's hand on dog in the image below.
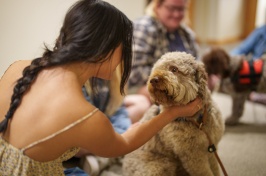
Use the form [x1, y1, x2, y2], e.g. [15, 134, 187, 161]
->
[163, 98, 202, 119]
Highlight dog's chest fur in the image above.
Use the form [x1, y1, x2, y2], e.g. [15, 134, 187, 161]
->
[122, 99, 224, 176]
[140, 102, 222, 159]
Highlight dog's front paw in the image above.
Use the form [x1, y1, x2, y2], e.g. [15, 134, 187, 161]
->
[225, 116, 239, 126]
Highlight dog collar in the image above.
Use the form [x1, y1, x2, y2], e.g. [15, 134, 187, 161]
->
[174, 105, 209, 130]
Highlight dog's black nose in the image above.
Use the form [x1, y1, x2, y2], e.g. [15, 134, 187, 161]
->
[150, 77, 160, 86]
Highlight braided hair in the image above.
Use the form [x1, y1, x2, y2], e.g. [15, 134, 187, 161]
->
[0, 0, 133, 132]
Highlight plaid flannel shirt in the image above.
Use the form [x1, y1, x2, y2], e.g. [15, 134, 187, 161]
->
[128, 15, 199, 90]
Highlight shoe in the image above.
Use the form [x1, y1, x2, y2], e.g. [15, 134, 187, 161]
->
[249, 92, 266, 105]
[83, 155, 100, 176]
[96, 156, 110, 171]
[83, 155, 110, 176]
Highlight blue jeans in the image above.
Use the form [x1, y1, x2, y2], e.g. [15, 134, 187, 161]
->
[230, 24, 266, 60]
[110, 106, 131, 134]
[82, 87, 131, 134]
[64, 167, 89, 176]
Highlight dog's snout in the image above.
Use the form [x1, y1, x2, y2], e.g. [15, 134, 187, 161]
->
[150, 77, 160, 86]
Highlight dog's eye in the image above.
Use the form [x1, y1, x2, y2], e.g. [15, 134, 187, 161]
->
[170, 66, 178, 73]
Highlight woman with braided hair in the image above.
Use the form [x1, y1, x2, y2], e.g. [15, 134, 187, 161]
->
[0, 0, 202, 175]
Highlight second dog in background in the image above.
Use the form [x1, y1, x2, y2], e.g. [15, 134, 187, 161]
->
[202, 47, 266, 125]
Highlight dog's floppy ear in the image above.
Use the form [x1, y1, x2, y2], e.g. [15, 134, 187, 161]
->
[195, 61, 208, 99]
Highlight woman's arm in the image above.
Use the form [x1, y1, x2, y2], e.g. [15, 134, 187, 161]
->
[77, 98, 201, 157]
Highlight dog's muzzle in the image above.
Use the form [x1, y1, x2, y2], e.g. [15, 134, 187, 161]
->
[149, 76, 169, 94]
[150, 76, 160, 87]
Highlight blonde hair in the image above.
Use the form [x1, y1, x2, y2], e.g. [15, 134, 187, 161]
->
[84, 64, 124, 117]
[145, 0, 163, 18]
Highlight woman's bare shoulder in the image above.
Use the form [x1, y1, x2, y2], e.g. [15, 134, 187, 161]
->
[0, 60, 32, 120]
[1, 60, 32, 81]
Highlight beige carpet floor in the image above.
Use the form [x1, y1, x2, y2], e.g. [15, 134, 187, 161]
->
[212, 92, 266, 176]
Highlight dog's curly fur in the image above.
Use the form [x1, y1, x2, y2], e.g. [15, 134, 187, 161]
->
[122, 52, 224, 176]
[202, 47, 266, 125]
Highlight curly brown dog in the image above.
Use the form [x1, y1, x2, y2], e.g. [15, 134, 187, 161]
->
[122, 52, 225, 176]
[202, 47, 266, 125]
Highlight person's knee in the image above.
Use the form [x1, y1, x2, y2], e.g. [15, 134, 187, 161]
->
[125, 94, 151, 108]
[137, 95, 151, 109]
[124, 94, 151, 123]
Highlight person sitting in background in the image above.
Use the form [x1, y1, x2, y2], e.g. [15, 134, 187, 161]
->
[231, 24, 266, 60]
[0, 0, 202, 175]
[230, 24, 266, 105]
[125, 0, 199, 108]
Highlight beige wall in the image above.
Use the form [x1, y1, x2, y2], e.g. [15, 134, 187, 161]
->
[192, 0, 245, 44]
[256, 0, 266, 27]
[0, 0, 145, 76]
[0, 0, 254, 76]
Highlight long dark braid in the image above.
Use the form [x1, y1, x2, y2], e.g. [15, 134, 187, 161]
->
[0, 0, 133, 133]
[0, 38, 68, 133]
[0, 48, 55, 132]
[0, 32, 77, 133]
[0, 29, 73, 132]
